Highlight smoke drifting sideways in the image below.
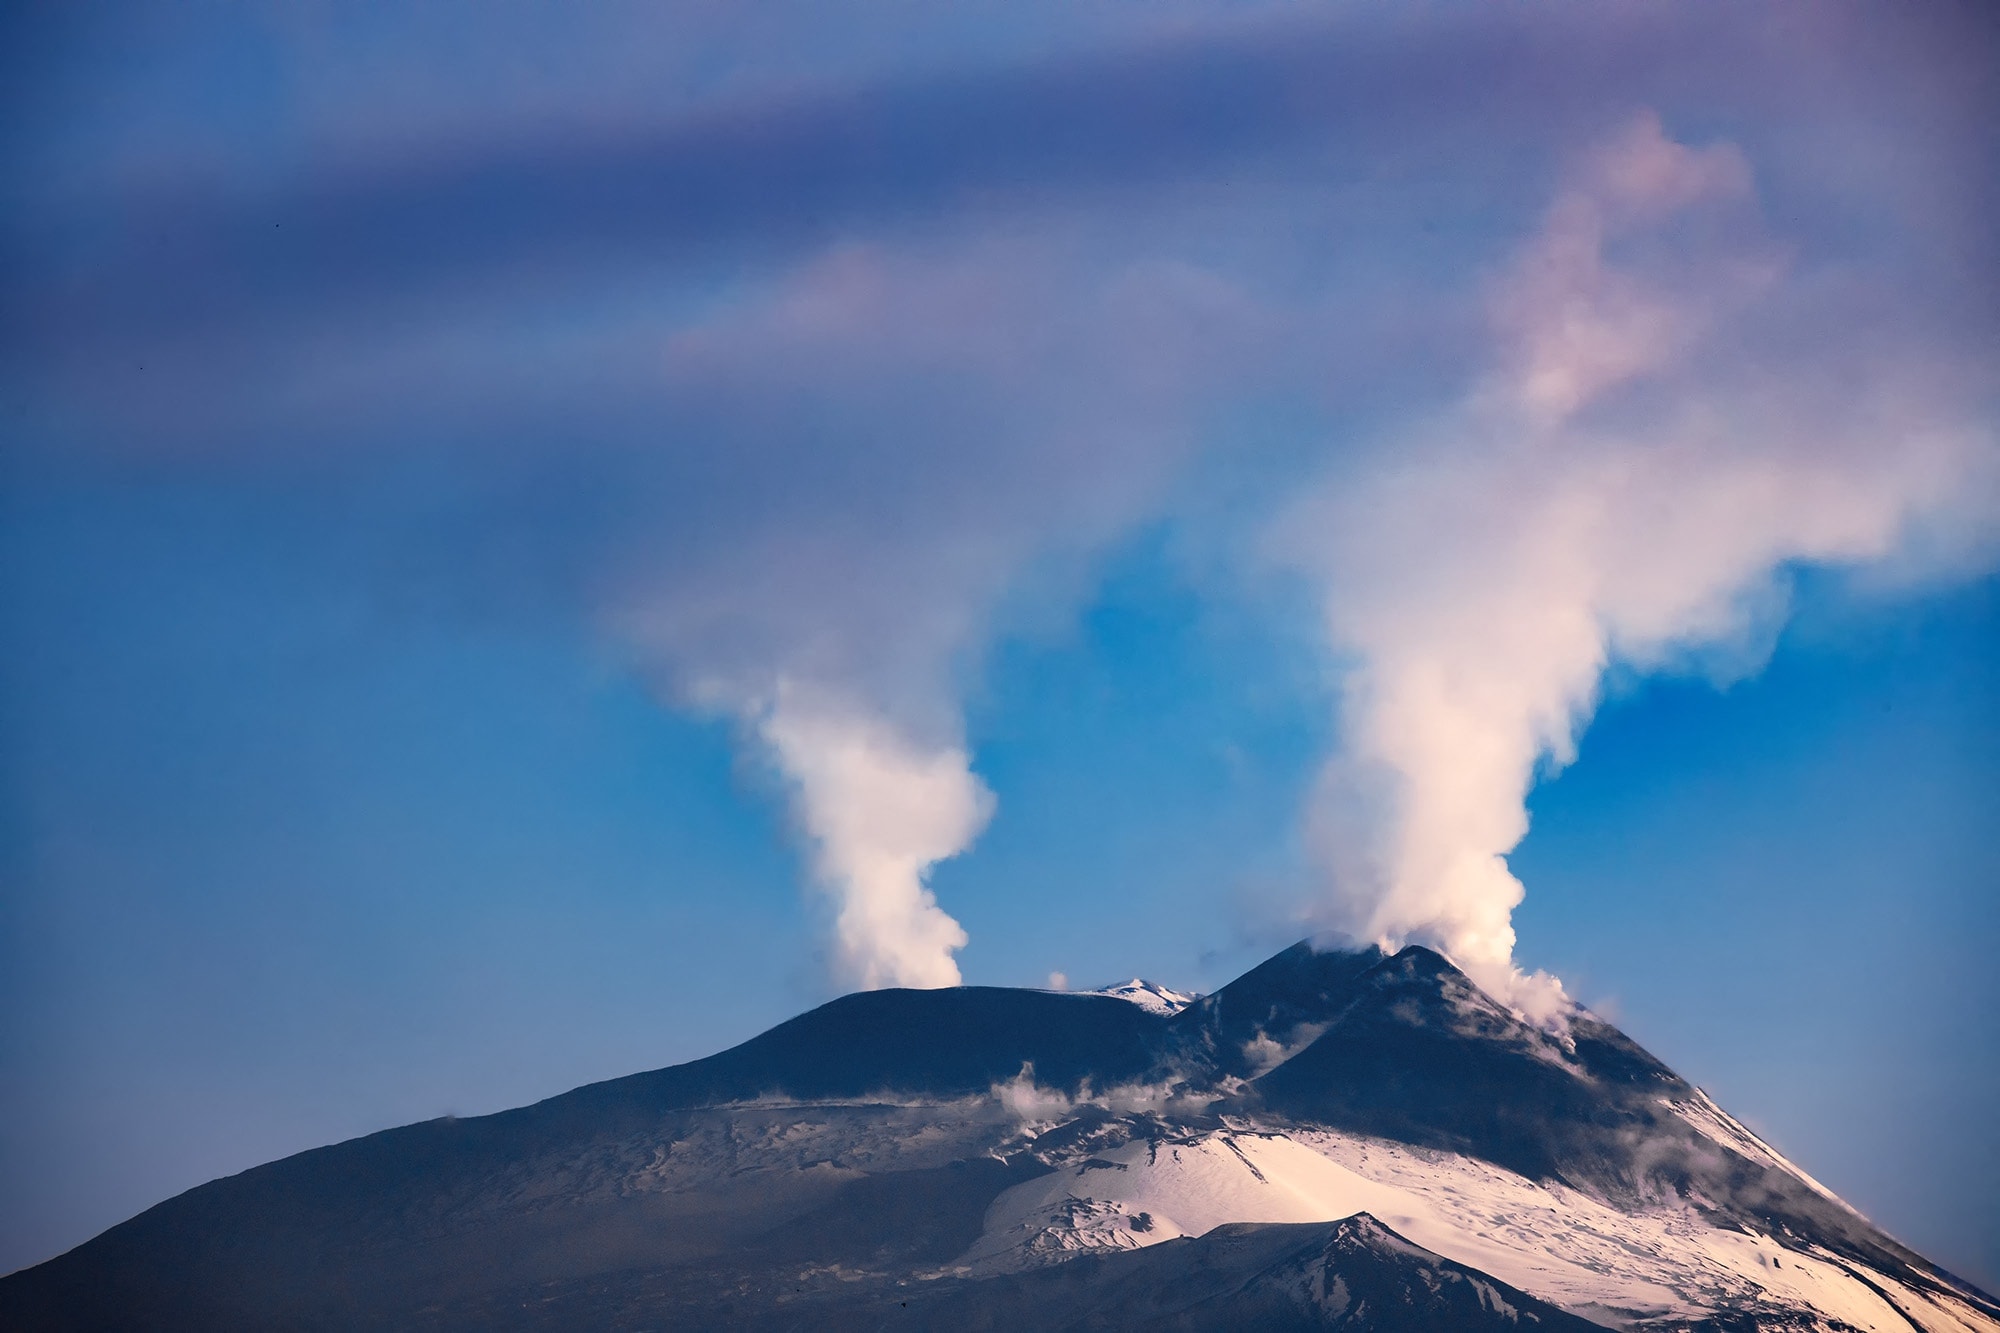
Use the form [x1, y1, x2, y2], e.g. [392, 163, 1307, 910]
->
[1275, 113, 1995, 1022]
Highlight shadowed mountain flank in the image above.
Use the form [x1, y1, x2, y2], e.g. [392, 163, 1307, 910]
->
[1237, 947, 1952, 1284]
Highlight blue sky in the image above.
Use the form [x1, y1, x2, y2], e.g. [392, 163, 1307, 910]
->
[3, 0, 1996, 1286]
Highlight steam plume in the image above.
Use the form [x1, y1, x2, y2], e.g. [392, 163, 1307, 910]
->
[1281, 113, 1991, 1017]
[605, 235, 1239, 990]
[755, 684, 991, 988]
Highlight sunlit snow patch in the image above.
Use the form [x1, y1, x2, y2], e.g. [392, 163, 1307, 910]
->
[1089, 979, 1198, 1015]
[951, 1123, 1993, 1332]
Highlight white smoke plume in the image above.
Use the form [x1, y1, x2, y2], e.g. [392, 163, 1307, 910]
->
[754, 683, 992, 988]
[1280, 112, 1994, 1019]
[603, 236, 1247, 991]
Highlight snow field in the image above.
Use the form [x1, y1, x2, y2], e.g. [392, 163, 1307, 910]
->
[953, 1125, 1997, 1332]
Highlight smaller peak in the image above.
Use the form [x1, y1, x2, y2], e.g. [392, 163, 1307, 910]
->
[1326, 1212, 1430, 1260]
[1091, 978, 1197, 1016]
[1176, 940, 1394, 1072]
[1300, 935, 1390, 963]
[1331, 1211, 1392, 1240]
[1384, 943, 1461, 975]
[1217, 938, 1389, 1001]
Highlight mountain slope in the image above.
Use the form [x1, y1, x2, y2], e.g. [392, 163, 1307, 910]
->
[3, 943, 1993, 1332]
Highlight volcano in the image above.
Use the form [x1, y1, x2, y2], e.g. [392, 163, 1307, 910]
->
[3, 943, 1993, 1331]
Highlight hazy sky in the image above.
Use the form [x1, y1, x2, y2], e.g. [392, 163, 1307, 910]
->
[3, 1, 1996, 1286]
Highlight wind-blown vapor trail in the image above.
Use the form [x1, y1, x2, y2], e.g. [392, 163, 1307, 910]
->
[1278, 113, 1994, 1019]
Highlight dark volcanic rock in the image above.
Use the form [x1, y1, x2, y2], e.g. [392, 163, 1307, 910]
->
[1248, 945, 1687, 1181]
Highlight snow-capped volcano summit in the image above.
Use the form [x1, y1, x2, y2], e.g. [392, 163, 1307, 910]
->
[3, 942, 1993, 1331]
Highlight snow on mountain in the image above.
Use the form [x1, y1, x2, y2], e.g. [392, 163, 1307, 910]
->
[953, 1121, 1993, 1332]
[1091, 977, 1199, 1015]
